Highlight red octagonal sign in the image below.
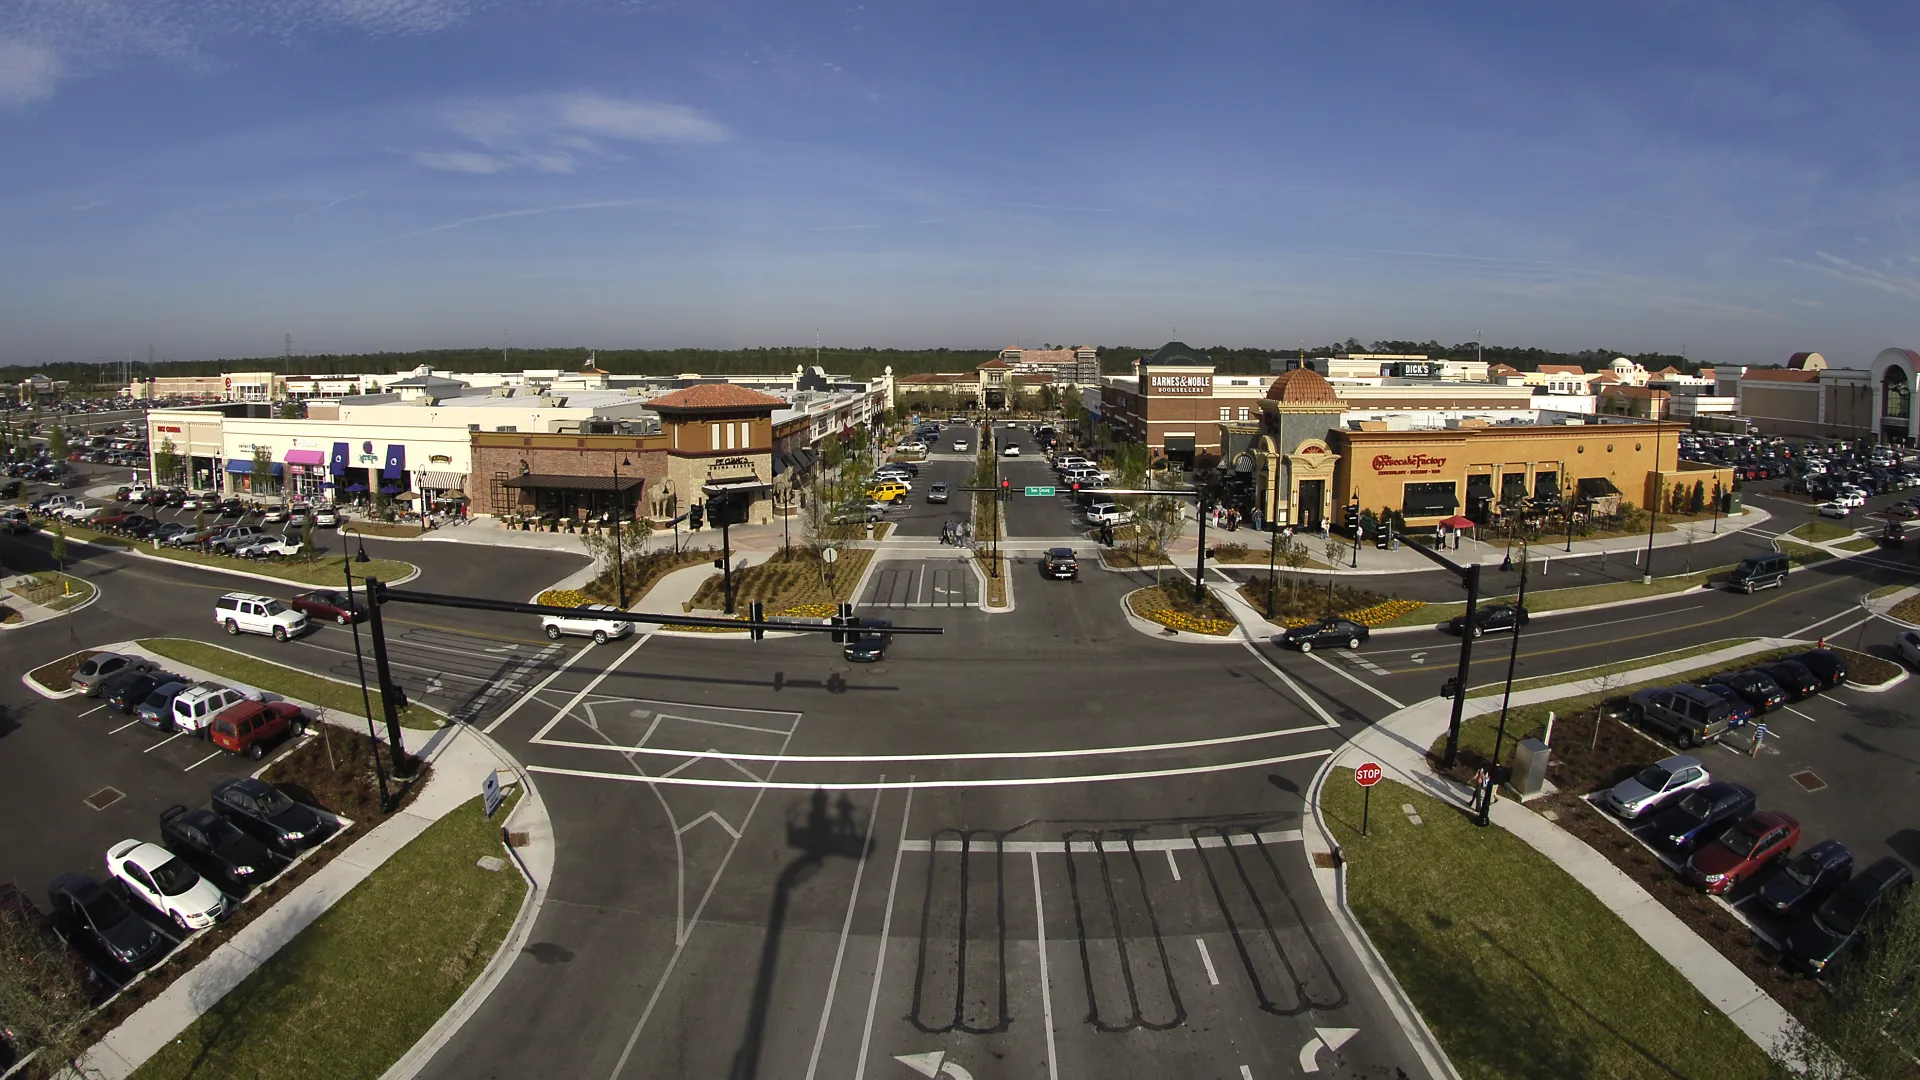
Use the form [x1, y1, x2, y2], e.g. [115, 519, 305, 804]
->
[1354, 761, 1384, 788]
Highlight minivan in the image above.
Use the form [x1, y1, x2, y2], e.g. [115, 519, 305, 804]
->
[1728, 553, 1789, 594]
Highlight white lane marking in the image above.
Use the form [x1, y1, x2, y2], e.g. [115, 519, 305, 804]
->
[1787, 608, 1859, 638]
[1819, 615, 1876, 639]
[1782, 705, 1820, 723]
[1306, 650, 1405, 710]
[646, 712, 795, 737]
[1364, 605, 1704, 657]
[803, 782, 885, 1080]
[108, 719, 142, 734]
[1241, 1067, 1253, 1080]
[1165, 848, 1181, 881]
[144, 731, 186, 753]
[1238, 642, 1339, 727]
[532, 748, 1333, 791]
[673, 810, 740, 840]
[900, 830, 1302, 853]
[183, 750, 222, 771]
[529, 634, 651, 744]
[79, 704, 107, 717]
[853, 784, 915, 1080]
[1196, 938, 1219, 986]
[292, 638, 497, 684]
[1031, 851, 1060, 1080]
[532, 722, 1326, 764]
[482, 641, 597, 734]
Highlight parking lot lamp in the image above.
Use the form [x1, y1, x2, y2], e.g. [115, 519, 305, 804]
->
[1643, 421, 1663, 585]
[343, 540, 391, 812]
[1266, 518, 1280, 619]
[611, 454, 629, 610]
[1491, 544, 1532, 768]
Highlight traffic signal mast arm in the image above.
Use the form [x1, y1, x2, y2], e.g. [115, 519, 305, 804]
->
[370, 582, 945, 636]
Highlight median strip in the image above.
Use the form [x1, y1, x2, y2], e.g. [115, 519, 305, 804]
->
[137, 637, 441, 730]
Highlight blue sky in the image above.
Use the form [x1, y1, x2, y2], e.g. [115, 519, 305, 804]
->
[2, 0, 1917, 366]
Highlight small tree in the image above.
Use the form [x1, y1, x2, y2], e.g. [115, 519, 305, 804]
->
[251, 444, 275, 499]
[154, 435, 180, 486]
[51, 520, 66, 572]
[46, 424, 67, 461]
[302, 517, 316, 563]
[1282, 534, 1312, 606]
[1688, 479, 1706, 514]
[1784, 895, 1920, 1079]
[1321, 534, 1346, 611]
[0, 892, 95, 1075]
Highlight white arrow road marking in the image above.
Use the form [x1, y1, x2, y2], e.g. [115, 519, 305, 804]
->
[673, 810, 740, 840]
[894, 1051, 973, 1080]
[1409, 651, 1427, 665]
[1299, 1027, 1360, 1073]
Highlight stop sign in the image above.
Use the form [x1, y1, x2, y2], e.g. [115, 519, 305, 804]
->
[1354, 761, 1383, 788]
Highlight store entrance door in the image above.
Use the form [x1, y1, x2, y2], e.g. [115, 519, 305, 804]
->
[1297, 479, 1323, 531]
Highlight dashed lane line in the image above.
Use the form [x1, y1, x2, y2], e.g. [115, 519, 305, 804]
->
[1305, 650, 1405, 710]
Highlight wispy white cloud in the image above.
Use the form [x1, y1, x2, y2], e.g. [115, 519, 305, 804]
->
[0, 39, 62, 106]
[1778, 251, 1920, 302]
[293, 189, 368, 219]
[376, 198, 661, 244]
[71, 199, 106, 212]
[411, 93, 728, 175]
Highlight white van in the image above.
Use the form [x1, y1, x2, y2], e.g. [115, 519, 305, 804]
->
[214, 592, 310, 641]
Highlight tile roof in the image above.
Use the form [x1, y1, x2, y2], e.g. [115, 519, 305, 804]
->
[1537, 364, 1586, 375]
[647, 383, 786, 410]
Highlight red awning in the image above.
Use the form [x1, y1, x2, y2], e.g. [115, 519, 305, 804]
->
[1440, 515, 1475, 529]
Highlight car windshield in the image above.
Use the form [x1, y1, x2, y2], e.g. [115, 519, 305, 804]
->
[1633, 765, 1672, 790]
[1715, 826, 1760, 857]
[148, 858, 202, 897]
[1674, 792, 1712, 819]
[1818, 896, 1867, 936]
[254, 787, 296, 817]
[1783, 855, 1821, 888]
[81, 888, 129, 927]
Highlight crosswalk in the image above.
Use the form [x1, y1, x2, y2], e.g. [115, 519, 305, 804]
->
[862, 561, 980, 608]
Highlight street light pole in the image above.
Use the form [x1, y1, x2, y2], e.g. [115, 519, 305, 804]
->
[1193, 469, 1210, 605]
[1491, 545, 1532, 768]
[1266, 518, 1280, 619]
[1643, 420, 1662, 584]
[342, 541, 390, 811]
[612, 455, 627, 609]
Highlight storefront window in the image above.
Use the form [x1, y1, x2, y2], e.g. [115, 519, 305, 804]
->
[1884, 369, 1911, 419]
[1402, 481, 1458, 517]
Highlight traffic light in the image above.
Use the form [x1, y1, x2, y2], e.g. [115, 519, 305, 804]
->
[748, 600, 765, 641]
[1070, 481, 1080, 496]
[1000, 478, 1010, 501]
[689, 502, 704, 530]
[830, 601, 856, 644]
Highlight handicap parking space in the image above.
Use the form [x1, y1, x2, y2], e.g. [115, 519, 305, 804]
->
[859, 559, 979, 608]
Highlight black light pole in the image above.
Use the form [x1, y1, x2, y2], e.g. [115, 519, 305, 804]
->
[611, 454, 628, 609]
[719, 493, 737, 614]
[1491, 546, 1532, 768]
[360, 568, 410, 773]
[1643, 420, 1662, 584]
[1711, 478, 1721, 534]
[1193, 467, 1210, 605]
[342, 540, 390, 811]
[1266, 515, 1280, 619]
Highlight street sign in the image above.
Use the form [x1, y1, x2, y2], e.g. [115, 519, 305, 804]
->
[1354, 761, 1383, 787]
[481, 769, 503, 818]
[821, 547, 838, 564]
[1024, 486, 1055, 497]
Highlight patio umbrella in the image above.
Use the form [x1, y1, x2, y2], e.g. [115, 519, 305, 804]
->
[389, 490, 417, 500]
[1440, 515, 1474, 529]
[379, 485, 405, 495]
[345, 483, 369, 493]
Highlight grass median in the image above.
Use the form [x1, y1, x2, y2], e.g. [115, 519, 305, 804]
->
[126, 791, 525, 1080]
[138, 637, 441, 730]
[1465, 638, 1758, 698]
[1322, 774, 1784, 1080]
[1372, 565, 1731, 629]
[1787, 519, 1855, 543]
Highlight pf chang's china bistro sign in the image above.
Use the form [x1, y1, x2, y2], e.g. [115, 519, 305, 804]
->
[1372, 453, 1448, 477]
[1147, 373, 1213, 395]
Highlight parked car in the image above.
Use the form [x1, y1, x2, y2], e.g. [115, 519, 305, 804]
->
[1277, 617, 1370, 653]
[165, 525, 218, 548]
[105, 839, 228, 932]
[1041, 547, 1079, 581]
[73, 652, 155, 697]
[171, 683, 254, 736]
[290, 588, 365, 625]
[541, 603, 635, 644]
[210, 778, 330, 853]
[1759, 839, 1854, 918]
[1785, 650, 1848, 689]
[1626, 685, 1736, 748]
[46, 873, 166, 977]
[214, 592, 309, 641]
[238, 534, 303, 558]
[1684, 811, 1800, 894]
[135, 681, 192, 730]
[0, 508, 31, 533]
[1447, 604, 1529, 638]
[844, 617, 893, 662]
[208, 525, 263, 554]
[312, 506, 339, 527]
[1706, 670, 1787, 714]
[103, 671, 170, 714]
[926, 482, 950, 504]
[208, 700, 305, 760]
[159, 805, 279, 892]
[261, 505, 288, 524]
[1787, 856, 1914, 977]
[1603, 754, 1710, 819]
[1651, 782, 1757, 855]
[1760, 660, 1822, 702]
[1001, 444, 1021, 456]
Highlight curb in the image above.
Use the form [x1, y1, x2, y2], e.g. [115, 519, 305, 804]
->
[1116, 586, 1236, 644]
[0, 574, 101, 630]
[20, 667, 85, 699]
[61, 530, 424, 589]
[122, 638, 446, 732]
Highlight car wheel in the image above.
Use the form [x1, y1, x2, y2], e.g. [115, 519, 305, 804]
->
[545, 625, 563, 640]
[272, 625, 287, 642]
[172, 910, 189, 932]
[1297, 640, 1313, 653]
[1628, 704, 1645, 728]
[1471, 625, 1484, 639]
[336, 613, 348, 625]
[592, 629, 609, 645]
[1677, 729, 1695, 749]
[248, 742, 265, 760]
[1348, 636, 1362, 649]
[225, 619, 239, 635]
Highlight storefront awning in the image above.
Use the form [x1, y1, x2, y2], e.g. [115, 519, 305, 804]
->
[420, 471, 463, 489]
[285, 449, 325, 466]
[702, 478, 771, 497]
[329, 441, 350, 476]
[1401, 484, 1460, 516]
[225, 460, 284, 476]
[1465, 473, 1495, 497]
[503, 473, 645, 492]
[1576, 477, 1621, 499]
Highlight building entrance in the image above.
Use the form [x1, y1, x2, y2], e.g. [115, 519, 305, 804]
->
[1297, 479, 1323, 530]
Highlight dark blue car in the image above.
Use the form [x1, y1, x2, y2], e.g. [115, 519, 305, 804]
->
[1651, 782, 1756, 855]
[1759, 839, 1852, 918]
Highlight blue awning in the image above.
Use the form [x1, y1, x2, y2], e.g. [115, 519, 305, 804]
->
[225, 460, 285, 476]
[329, 441, 349, 475]
[383, 444, 406, 480]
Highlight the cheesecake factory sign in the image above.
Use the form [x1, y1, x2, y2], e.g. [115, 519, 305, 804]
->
[1147, 373, 1213, 395]
[1372, 453, 1447, 476]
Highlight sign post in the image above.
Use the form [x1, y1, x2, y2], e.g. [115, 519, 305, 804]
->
[481, 769, 504, 819]
[1354, 761, 1383, 836]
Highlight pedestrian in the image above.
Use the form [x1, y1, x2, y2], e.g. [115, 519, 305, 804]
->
[1452, 528, 1460, 550]
[1435, 524, 1445, 547]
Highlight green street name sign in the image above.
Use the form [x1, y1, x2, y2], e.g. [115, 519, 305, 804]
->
[1024, 486, 1056, 497]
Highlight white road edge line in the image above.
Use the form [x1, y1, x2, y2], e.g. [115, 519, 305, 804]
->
[900, 830, 1303, 853]
[1196, 938, 1219, 986]
[1306, 650, 1406, 710]
[528, 635, 654, 743]
[533, 751, 1333, 791]
[183, 750, 221, 771]
[1239, 642, 1340, 728]
[531, 722, 1327, 764]
[1165, 848, 1181, 881]
[1031, 851, 1060, 1080]
[483, 639, 601, 734]
[79, 705, 107, 717]
[853, 783, 915, 1080]
[803, 781, 885, 1080]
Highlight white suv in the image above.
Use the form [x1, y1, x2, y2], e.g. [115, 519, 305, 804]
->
[171, 682, 256, 735]
[541, 604, 635, 644]
[214, 592, 309, 641]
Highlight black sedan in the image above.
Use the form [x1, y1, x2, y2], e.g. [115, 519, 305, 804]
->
[1277, 617, 1370, 653]
[161, 805, 280, 893]
[1650, 782, 1757, 855]
[1760, 660, 1821, 702]
[1040, 548, 1078, 581]
[46, 873, 167, 979]
[211, 778, 331, 853]
[103, 671, 170, 714]
[844, 618, 892, 663]
[1787, 856, 1914, 977]
[1758, 839, 1853, 918]
[1785, 650, 1848, 690]
[1705, 670, 1786, 714]
[1448, 604, 1529, 638]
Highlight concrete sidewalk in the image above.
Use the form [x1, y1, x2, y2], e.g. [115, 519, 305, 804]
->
[74, 671, 553, 1080]
[1303, 635, 1811, 1070]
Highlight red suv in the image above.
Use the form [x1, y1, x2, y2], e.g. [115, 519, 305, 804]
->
[1684, 810, 1799, 894]
[208, 701, 307, 760]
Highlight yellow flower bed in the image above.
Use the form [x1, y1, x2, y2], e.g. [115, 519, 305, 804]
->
[536, 588, 588, 608]
[669, 601, 839, 633]
[1284, 597, 1426, 629]
[1138, 607, 1236, 636]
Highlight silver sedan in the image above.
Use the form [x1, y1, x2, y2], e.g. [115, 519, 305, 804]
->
[1603, 754, 1709, 819]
